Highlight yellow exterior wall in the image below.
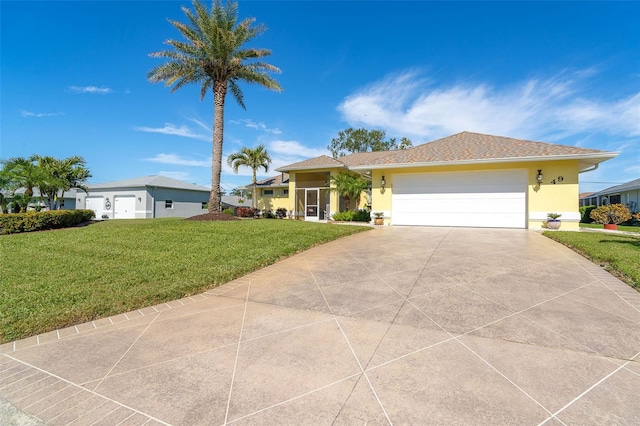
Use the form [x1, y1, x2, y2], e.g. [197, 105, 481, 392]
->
[370, 161, 580, 229]
[255, 187, 290, 212]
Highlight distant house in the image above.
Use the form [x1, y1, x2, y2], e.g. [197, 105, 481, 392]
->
[220, 196, 249, 211]
[240, 173, 290, 213]
[78, 175, 210, 219]
[1, 187, 78, 212]
[580, 178, 640, 212]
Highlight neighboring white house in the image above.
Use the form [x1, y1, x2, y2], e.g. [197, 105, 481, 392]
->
[1, 187, 78, 212]
[78, 175, 210, 219]
[580, 178, 640, 212]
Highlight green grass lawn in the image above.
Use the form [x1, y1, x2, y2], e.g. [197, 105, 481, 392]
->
[579, 223, 640, 233]
[543, 231, 640, 291]
[0, 218, 370, 343]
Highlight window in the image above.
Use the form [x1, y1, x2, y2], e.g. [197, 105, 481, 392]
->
[263, 189, 274, 196]
[165, 200, 173, 209]
[609, 194, 621, 204]
[60, 199, 65, 207]
[283, 189, 289, 196]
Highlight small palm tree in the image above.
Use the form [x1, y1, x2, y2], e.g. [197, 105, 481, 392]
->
[148, 0, 281, 213]
[329, 172, 369, 212]
[34, 155, 91, 210]
[227, 145, 271, 209]
[1, 156, 44, 212]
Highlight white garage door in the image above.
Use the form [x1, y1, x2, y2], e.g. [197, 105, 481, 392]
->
[85, 196, 104, 218]
[114, 195, 136, 219]
[392, 170, 527, 228]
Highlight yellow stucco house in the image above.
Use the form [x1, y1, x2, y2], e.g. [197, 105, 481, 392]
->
[250, 132, 617, 230]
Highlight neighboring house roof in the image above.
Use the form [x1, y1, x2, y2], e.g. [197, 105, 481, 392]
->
[221, 196, 249, 207]
[589, 178, 640, 197]
[5, 188, 78, 198]
[579, 192, 595, 199]
[87, 175, 210, 192]
[276, 131, 618, 172]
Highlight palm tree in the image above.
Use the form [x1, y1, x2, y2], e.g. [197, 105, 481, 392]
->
[148, 0, 281, 213]
[1, 156, 43, 212]
[34, 155, 91, 210]
[328, 172, 369, 211]
[227, 145, 271, 209]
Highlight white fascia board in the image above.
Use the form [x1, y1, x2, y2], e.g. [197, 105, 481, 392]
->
[348, 152, 619, 172]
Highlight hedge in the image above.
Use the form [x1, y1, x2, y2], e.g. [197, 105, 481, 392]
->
[0, 210, 96, 235]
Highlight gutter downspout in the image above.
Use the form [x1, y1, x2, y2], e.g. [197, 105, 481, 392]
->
[151, 187, 156, 218]
[579, 163, 598, 174]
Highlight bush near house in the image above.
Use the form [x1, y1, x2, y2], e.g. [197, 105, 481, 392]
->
[276, 207, 288, 219]
[0, 209, 95, 235]
[236, 207, 258, 218]
[579, 205, 596, 223]
[332, 209, 371, 222]
[590, 204, 632, 225]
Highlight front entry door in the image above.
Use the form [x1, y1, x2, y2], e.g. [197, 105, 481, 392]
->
[305, 189, 319, 221]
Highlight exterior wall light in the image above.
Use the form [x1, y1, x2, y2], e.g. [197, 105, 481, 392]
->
[536, 170, 544, 185]
[381, 175, 386, 189]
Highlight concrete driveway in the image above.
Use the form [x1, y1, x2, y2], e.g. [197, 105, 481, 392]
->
[1, 227, 639, 425]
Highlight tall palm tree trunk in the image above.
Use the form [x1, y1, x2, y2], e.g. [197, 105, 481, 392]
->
[209, 81, 227, 213]
[252, 170, 257, 210]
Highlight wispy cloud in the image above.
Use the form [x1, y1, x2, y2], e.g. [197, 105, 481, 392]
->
[186, 117, 211, 133]
[20, 110, 64, 118]
[144, 153, 210, 167]
[69, 85, 113, 94]
[338, 70, 640, 141]
[158, 171, 191, 181]
[135, 123, 209, 141]
[269, 140, 327, 159]
[231, 118, 282, 134]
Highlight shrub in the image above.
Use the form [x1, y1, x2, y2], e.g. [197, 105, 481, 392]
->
[263, 210, 276, 219]
[0, 209, 95, 235]
[579, 205, 596, 223]
[353, 209, 371, 222]
[332, 211, 354, 221]
[589, 204, 632, 225]
[332, 209, 370, 222]
[236, 207, 258, 218]
[222, 208, 234, 215]
[275, 207, 288, 219]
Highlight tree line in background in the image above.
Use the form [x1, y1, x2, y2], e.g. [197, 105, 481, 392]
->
[0, 155, 91, 214]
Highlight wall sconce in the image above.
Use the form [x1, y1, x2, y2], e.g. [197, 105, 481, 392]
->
[138, 197, 142, 202]
[536, 170, 544, 185]
[381, 175, 386, 189]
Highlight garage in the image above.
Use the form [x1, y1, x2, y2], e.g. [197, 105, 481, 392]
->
[85, 196, 104, 218]
[114, 195, 136, 219]
[392, 170, 527, 228]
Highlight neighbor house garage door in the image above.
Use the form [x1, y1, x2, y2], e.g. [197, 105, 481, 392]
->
[392, 170, 527, 228]
[114, 195, 136, 219]
[85, 196, 104, 219]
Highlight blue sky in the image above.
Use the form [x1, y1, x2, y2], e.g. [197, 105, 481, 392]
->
[2, 1, 639, 193]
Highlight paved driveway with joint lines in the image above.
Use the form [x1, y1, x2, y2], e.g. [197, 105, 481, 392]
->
[1, 227, 639, 425]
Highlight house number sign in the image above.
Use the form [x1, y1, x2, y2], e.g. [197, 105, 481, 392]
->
[550, 176, 564, 184]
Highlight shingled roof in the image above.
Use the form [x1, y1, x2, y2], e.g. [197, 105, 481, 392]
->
[255, 173, 289, 186]
[276, 132, 618, 173]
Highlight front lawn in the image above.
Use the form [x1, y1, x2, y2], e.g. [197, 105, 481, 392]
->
[0, 218, 370, 343]
[543, 231, 640, 291]
[579, 223, 640, 233]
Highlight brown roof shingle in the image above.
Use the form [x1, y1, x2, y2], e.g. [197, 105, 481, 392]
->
[366, 132, 611, 166]
[277, 155, 345, 171]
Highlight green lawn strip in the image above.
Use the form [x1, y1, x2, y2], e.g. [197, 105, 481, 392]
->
[543, 231, 640, 291]
[0, 219, 370, 343]
[579, 223, 640, 233]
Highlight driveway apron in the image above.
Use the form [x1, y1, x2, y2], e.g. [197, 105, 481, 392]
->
[1, 227, 639, 425]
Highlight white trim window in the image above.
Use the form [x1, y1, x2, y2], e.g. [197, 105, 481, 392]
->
[165, 200, 173, 209]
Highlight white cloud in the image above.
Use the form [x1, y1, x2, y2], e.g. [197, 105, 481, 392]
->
[338, 70, 640, 141]
[231, 118, 282, 134]
[186, 117, 211, 133]
[144, 153, 210, 167]
[158, 171, 191, 181]
[20, 110, 63, 118]
[135, 123, 209, 141]
[69, 85, 112, 94]
[268, 140, 327, 158]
